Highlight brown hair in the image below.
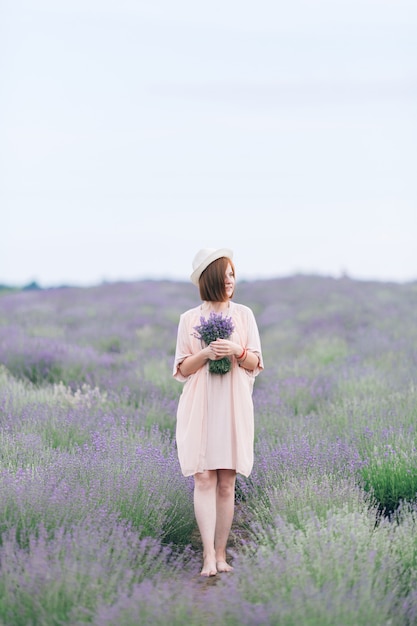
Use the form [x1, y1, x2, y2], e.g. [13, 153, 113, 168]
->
[199, 257, 235, 302]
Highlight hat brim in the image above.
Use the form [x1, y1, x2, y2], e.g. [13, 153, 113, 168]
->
[190, 248, 234, 286]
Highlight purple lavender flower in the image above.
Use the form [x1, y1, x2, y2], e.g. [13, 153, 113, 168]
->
[193, 312, 235, 374]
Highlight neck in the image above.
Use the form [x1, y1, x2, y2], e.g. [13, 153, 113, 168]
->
[202, 300, 230, 313]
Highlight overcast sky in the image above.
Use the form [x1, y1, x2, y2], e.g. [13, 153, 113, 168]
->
[1, 0, 416, 287]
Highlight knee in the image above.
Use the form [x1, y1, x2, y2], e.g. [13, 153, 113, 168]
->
[217, 479, 235, 499]
[194, 471, 216, 492]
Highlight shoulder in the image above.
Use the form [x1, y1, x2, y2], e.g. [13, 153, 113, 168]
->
[181, 304, 201, 316]
[230, 302, 258, 327]
[231, 302, 255, 317]
[179, 305, 201, 322]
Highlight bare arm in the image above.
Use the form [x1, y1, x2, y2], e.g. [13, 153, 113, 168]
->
[179, 338, 259, 377]
[210, 339, 259, 371]
[235, 349, 260, 371]
[178, 345, 213, 377]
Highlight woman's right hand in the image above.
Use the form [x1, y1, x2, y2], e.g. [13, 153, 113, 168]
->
[205, 344, 220, 361]
[178, 344, 221, 377]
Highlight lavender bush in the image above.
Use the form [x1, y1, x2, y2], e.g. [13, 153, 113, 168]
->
[0, 275, 417, 624]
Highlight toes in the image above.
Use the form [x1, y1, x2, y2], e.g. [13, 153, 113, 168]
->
[200, 567, 217, 577]
[201, 557, 218, 577]
[200, 569, 217, 578]
[216, 560, 233, 573]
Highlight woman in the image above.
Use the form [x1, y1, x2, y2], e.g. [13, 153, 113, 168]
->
[173, 248, 263, 577]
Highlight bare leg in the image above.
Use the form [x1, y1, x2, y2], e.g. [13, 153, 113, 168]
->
[193, 470, 218, 576]
[214, 469, 236, 572]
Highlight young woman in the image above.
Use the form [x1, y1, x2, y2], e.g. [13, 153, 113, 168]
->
[173, 248, 263, 577]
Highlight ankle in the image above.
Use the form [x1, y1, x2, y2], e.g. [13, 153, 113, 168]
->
[215, 550, 227, 562]
[203, 550, 216, 560]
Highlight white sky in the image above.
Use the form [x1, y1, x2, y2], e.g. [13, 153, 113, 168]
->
[1, 0, 416, 286]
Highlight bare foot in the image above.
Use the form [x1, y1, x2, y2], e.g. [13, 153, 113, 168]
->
[201, 556, 217, 577]
[216, 560, 233, 573]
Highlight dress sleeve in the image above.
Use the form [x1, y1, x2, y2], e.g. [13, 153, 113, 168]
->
[172, 312, 193, 382]
[245, 307, 264, 377]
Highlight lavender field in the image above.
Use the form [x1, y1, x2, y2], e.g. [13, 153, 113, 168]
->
[1, 275, 417, 625]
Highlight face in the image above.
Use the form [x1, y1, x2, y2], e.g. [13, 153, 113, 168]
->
[224, 263, 235, 299]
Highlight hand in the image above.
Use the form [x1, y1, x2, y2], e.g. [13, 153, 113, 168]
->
[204, 344, 220, 361]
[210, 338, 240, 359]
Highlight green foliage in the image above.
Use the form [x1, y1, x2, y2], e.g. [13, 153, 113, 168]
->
[112, 475, 195, 547]
[208, 356, 232, 374]
[143, 407, 176, 435]
[232, 508, 400, 626]
[304, 336, 348, 366]
[245, 475, 368, 535]
[99, 335, 122, 353]
[360, 452, 417, 514]
[40, 423, 89, 450]
[5, 355, 87, 387]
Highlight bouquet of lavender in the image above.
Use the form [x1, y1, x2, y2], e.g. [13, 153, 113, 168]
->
[193, 311, 235, 374]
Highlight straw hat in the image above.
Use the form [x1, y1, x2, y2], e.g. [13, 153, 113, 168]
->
[190, 248, 233, 286]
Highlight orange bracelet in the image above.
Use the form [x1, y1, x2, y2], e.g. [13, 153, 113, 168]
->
[237, 347, 246, 360]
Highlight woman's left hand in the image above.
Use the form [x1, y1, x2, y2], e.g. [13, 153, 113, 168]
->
[210, 338, 241, 359]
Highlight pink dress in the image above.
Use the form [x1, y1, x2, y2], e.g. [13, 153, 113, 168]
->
[173, 301, 263, 477]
